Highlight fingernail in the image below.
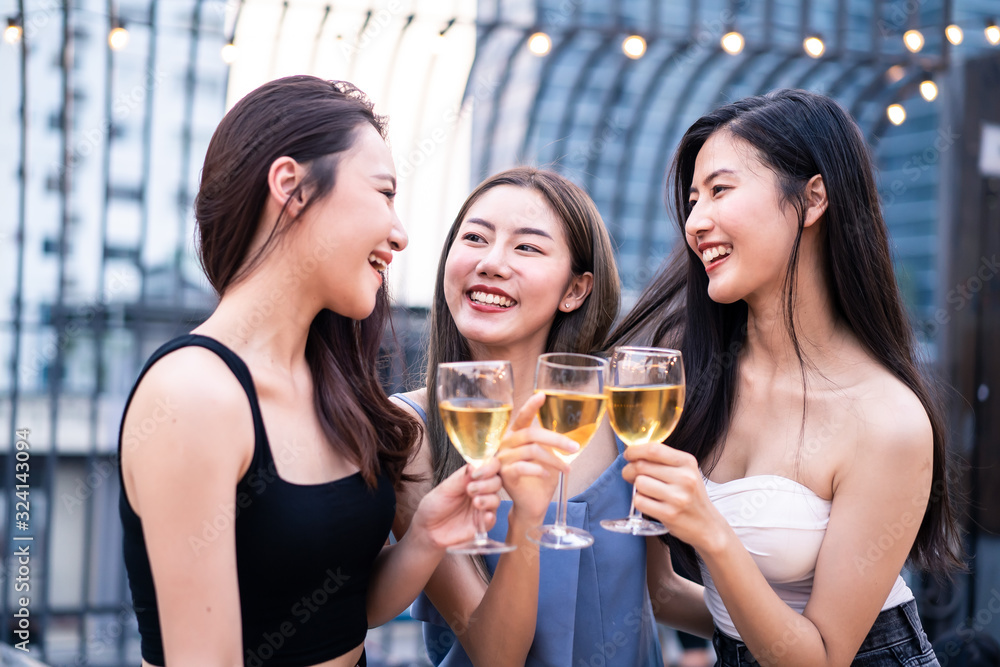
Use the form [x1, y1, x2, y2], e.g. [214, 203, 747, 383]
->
[468, 483, 479, 494]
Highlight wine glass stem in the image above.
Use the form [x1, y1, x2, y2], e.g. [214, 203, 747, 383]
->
[474, 506, 487, 542]
[555, 471, 568, 529]
[627, 484, 641, 524]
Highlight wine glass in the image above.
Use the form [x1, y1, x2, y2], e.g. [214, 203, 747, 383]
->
[437, 360, 517, 555]
[527, 353, 609, 550]
[600, 346, 685, 536]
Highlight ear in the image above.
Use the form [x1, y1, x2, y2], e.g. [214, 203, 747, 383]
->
[559, 272, 594, 313]
[267, 156, 307, 217]
[802, 174, 828, 228]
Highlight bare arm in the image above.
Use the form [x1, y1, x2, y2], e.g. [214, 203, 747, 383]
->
[366, 457, 502, 626]
[390, 392, 576, 666]
[626, 394, 933, 666]
[645, 537, 714, 638]
[122, 349, 253, 665]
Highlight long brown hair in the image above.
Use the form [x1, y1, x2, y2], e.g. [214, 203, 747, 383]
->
[426, 167, 621, 486]
[609, 89, 963, 573]
[195, 75, 420, 488]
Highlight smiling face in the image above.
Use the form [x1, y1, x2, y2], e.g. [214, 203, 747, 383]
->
[443, 185, 585, 355]
[685, 131, 802, 306]
[297, 124, 407, 320]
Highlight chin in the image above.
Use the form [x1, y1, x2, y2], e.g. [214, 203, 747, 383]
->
[706, 285, 743, 305]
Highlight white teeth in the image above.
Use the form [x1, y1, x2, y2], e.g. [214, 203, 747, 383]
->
[469, 291, 514, 308]
[368, 253, 387, 271]
[702, 246, 732, 263]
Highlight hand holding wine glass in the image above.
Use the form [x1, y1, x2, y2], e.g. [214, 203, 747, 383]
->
[601, 346, 685, 536]
[437, 360, 517, 555]
[528, 353, 609, 550]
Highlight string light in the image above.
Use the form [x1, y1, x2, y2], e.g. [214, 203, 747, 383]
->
[903, 29, 924, 53]
[986, 20, 1000, 46]
[945, 24, 964, 45]
[919, 80, 938, 101]
[803, 35, 825, 58]
[622, 35, 646, 59]
[4, 16, 22, 44]
[721, 31, 745, 55]
[886, 64, 906, 83]
[221, 42, 238, 64]
[887, 104, 906, 125]
[108, 23, 129, 50]
[528, 31, 551, 56]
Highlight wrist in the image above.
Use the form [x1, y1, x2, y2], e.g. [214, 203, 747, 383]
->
[506, 509, 544, 546]
[408, 500, 451, 555]
[696, 517, 737, 564]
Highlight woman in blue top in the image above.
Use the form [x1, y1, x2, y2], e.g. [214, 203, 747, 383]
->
[391, 167, 691, 666]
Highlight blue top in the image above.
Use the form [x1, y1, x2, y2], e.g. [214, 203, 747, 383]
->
[393, 393, 662, 667]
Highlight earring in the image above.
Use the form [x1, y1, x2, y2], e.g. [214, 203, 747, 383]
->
[565, 302, 571, 309]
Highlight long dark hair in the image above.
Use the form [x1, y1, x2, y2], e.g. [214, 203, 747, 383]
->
[195, 75, 420, 488]
[425, 167, 621, 487]
[609, 89, 963, 573]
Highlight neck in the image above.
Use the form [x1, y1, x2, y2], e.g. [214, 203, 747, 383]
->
[196, 257, 322, 376]
[742, 236, 844, 372]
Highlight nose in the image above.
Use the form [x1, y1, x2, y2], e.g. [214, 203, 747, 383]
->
[684, 200, 714, 243]
[389, 209, 408, 252]
[476, 243, 510, 278]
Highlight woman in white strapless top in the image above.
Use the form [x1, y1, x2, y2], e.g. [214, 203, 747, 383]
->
[608, 89, 964, 666]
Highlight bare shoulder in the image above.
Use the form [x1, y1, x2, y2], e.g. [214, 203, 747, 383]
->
[390, 387, 429, 415]
[122, 346, 256, 511]
[835, 364, 932, 490]
[390, 386, 433, 535]
[856, 366, 932, 453]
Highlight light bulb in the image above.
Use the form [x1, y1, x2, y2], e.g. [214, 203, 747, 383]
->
[803, 36, 825, 58]
[887, 104, 906, 125]
[919, 80, 938, 101]
[528, 32, 551, 56]
[623, 35, 646, 59]
[721, 31, 744, 55]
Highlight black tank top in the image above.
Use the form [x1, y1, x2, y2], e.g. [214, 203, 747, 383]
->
[119, 334, 395, 665]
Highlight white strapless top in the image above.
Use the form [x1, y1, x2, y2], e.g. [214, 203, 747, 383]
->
[700, 474, 913, 640]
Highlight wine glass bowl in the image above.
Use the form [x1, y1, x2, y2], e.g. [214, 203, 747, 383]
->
[437, 361, 517, 555]
[528, 353, 609, 550]
[600, 346, 685, 536]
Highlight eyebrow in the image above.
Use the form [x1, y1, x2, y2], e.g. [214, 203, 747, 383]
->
[373, 173, 396, 189]
[689, 168, 736, 195]
[466, 217, 554, 240]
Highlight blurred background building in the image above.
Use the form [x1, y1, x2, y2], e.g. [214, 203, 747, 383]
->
[1, 0, 998, 664]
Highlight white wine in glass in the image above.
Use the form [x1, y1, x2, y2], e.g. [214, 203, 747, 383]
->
[528, 353, 609, 550]
[600, 346, 685, 536]
[437, 361, 517, 555]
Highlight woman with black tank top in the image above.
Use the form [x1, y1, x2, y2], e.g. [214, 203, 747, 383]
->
[118, 76, 503, 667]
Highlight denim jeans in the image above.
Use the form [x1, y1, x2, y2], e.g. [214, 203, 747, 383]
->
[712, 599, 939, 666]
